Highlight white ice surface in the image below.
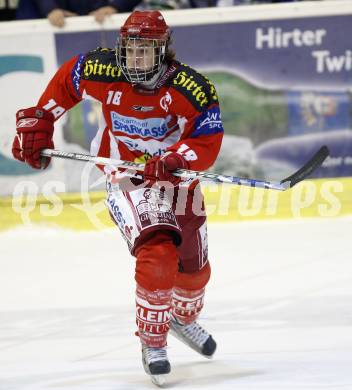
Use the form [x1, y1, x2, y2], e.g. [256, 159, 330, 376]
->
[0, 217, 351, 389]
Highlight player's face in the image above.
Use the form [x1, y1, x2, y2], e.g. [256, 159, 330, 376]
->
[126, 39, 155, 71]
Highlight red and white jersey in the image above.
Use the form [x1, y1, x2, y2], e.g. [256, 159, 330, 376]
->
[37, 48, 224, 173]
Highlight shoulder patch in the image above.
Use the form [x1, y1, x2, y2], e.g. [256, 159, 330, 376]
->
[81, 47, 126, 83]
[169, 63, 218, 111]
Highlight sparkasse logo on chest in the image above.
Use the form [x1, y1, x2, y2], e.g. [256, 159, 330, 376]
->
[110, 112, 172, 139]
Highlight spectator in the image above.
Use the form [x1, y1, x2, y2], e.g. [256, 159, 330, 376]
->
[0, 0, 19, 21]
[17, 0, 141, 27]
[16, 0, 41, 20]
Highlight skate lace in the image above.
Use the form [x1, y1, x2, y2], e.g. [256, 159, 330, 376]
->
[181, 321, 209, 347]
[144, 347, 167, 364]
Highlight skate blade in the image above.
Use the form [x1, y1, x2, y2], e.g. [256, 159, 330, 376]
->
[151, 374, 167, 387]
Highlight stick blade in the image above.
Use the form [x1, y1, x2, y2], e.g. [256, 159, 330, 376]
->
[280, 145, 330, 189]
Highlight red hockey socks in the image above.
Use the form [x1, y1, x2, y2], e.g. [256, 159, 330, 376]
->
[171, 287, 205, 325]
[135, 284, 173, 347]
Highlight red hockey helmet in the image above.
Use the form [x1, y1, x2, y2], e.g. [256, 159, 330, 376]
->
[120, 10, 170, 41]
[116, 11, 171, 84]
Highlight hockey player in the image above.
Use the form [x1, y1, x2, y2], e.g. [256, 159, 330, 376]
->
[12, 10, 224, 386]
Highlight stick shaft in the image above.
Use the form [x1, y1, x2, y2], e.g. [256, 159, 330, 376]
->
[41, 147, 329, 191]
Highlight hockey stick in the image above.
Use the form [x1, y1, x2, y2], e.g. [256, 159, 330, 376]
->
[41, 145, 329, 191]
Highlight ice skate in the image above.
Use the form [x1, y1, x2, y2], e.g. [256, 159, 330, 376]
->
[141, 344, 171, 387]
[170, 315, 217, 358]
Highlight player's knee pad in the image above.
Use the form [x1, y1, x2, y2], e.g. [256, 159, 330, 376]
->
[135, 230, 179, 291]
[174, 261, 211, 291]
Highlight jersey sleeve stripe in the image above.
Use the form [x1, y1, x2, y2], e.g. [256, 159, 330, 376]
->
[70, 54, 86, 97]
